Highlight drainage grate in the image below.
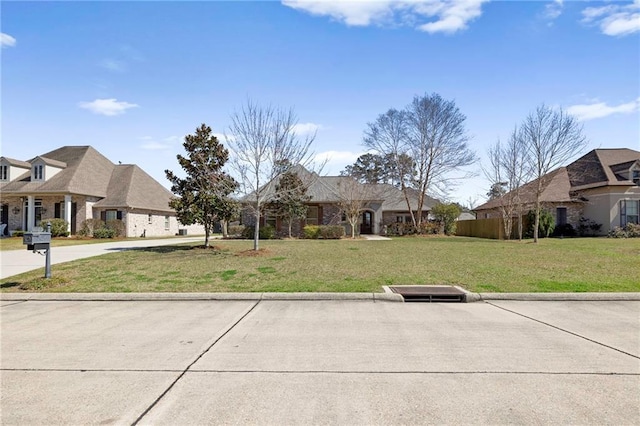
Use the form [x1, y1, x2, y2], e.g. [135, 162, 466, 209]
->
[390, 285, 466, 303]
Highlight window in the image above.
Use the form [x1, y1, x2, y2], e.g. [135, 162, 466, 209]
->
[556, 207, 567, 226]
[621, 200, 639, 226]
[306, 206, 319, 225]
[33, 164, 44, 181]
[148, 214, 153, 224]
[633, 170, 640, 185]
[105, 210, 118, 221]
[165, 215, 170, 230]
[0, 165, 7, 181]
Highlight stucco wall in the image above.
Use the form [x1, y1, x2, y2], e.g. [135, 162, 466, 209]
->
[581, 186, 640, 233]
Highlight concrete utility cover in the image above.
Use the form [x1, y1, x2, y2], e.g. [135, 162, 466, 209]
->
[390, 285, 466, 302]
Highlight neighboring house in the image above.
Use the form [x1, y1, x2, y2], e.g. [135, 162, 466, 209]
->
[0, 146, 203, 237]
[241, 166, 440, 236]
[474, 148, 640, 235]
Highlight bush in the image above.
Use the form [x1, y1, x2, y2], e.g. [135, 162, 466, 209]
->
[303, 225, 320, 239]
[241, 225, 275, 239]
[228, 225, 245, 237]
[386, 222, 415, 236]
[318, 225, 345, 239]
[93, 227, 116, 239]
[552, 223, 576, 237]
[37, 218, 69, 237]
[577, 217, 602, 237]
[525, 209, 555, 238]
[609, 223, 640, 238]
[106, 219, 125, 237]
[79, 219, 104, 237]
[12, 230, 24, 237]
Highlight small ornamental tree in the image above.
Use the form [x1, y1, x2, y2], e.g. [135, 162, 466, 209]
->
[431, 203, 461, 235]
[165, 123, 238, 248]
[273, 171, 311, 238]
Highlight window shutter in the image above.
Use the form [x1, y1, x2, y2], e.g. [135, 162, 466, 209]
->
[620, 200, 626, 226]
[117, 211, 123, 220]
[101, 211, 106, 222]
[55, 203, 61, 218]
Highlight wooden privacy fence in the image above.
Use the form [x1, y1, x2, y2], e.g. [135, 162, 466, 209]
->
[456, 217, 529, 240]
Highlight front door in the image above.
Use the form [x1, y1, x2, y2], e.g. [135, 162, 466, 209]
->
[360, 211, 373, 235]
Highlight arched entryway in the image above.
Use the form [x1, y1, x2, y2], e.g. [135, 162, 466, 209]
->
[360, 210, 373, 234]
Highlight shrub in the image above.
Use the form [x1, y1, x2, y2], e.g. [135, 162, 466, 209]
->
[552, 223, 576, 238]
[609, 223, 640, 238]
[577, 217, 602, 237]
[228, 225, 245, 237]
[12, 230, 24, 237]
[303, 225, 320, 239]
[525, 209, 555, 238]
[317, 225, 345, 239]
[431, 203, 462, 235]
[36, 218, 69, 237]
[93, 227, 116, 239]
[79, 219, 104, 237]
[241, 225, 275, 239]
[106, 219, 125, 237]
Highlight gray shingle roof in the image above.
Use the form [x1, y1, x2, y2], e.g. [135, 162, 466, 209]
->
[1, 145, 175, 213]
[475, 148, 640, 211]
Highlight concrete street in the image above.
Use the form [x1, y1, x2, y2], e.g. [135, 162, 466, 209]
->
[1, 299, 638, 425]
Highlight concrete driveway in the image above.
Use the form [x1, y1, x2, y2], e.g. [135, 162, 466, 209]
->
[1, 299, 638, 425]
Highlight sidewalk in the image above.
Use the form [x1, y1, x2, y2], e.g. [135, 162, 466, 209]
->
[0, 237, 203, 279]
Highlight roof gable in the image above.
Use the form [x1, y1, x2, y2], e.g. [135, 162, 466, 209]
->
[94, 165, 174, 212]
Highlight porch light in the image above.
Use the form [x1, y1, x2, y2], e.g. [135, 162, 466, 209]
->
[12, 206, 20, 215]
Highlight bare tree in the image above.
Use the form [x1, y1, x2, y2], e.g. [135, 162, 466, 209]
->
[227, 100, 316, 250]
[363, 108, 421, 229]
[484, 128, 531, 240]
[520, 105, 587, 243]
[335, 177, 374, 239]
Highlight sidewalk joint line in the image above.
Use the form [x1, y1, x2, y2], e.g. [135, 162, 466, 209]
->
[486, 301, 640, 360]
[0, 300, 28, 307]
[130, 299, 261, 426]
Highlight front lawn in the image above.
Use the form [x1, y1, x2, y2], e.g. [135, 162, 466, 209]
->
[1, 237, 638, 293]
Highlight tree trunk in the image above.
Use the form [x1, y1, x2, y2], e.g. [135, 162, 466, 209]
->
[288, 219, 293, 238]
[254, 211, 260, 251]
[533, 199, 540, 243]
[204, 225, 210, 248]
[221, 220, 228, 239]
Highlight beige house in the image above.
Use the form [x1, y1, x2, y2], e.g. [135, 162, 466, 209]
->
[0, 146, 203, 237]
[474, 148, 640, 235]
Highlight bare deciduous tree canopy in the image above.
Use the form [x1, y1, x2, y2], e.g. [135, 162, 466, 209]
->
[363, 94, 477, 232]
[520, 105, 587, 242]
[227, 100, 317, 250]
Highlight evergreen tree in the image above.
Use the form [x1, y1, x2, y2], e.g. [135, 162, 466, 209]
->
[272, 171, 311, 238]
[165, 123, 238, 247]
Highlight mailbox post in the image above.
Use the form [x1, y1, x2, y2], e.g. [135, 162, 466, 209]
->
[23, 222, 52, 278]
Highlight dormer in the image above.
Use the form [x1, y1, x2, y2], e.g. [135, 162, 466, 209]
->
[630, 160, 640, 186]
[30, 156, 67, 182]
[0, 157, 31, 182]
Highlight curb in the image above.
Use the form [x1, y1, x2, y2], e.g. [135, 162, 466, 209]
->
[0, 292, 405, 302]
[477, 292, 640, 301]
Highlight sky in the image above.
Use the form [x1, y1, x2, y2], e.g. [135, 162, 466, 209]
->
[2, 0, 639, 206]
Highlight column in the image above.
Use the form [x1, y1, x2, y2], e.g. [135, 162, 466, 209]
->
[64, 195, 72, 236]
[26, 195, 34, 231]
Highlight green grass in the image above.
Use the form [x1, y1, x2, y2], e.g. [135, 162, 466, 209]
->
[1, 237, 639, 293]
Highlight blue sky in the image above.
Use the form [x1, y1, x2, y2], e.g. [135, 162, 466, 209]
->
[2, 0, 639, 205]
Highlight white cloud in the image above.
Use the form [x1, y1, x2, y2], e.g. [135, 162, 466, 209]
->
[1, 33, 16, 48]
[314, 150, 364, 174]
[581, 0, 640, 36]
[100, 59, 126, 73]
[78, 98, 139, 116]
[293, 122, 322, 135]
[567, 98, 640, 121]
[282, 0, 488, 34]
[543, 0, 564, 22]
